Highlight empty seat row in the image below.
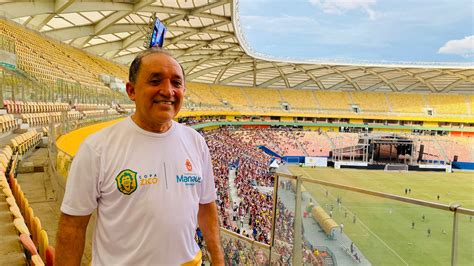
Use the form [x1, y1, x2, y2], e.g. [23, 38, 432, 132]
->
[74, 103, 110, 111]
[1, 156, 46, 265]
[10, 178, 52, 265]
[3, 100, 70, 114]
[0, 114, 17, 133]
[0, 146, 13, 173]
[119, 104, 135, 109]
[10, 129, 41, 155]
[68, 110, 82, 121]
[20, 112, 72, 127]
[107, 109, 119, 116]
[82, 110, 107, 118]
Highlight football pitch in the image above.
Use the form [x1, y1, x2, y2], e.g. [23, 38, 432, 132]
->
[287, 166, 474, 266]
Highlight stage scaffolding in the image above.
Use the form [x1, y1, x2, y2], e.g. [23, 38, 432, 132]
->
[331, 133, 451, 166]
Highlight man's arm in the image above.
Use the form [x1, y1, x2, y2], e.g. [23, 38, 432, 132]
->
[55, 212, 91, 266]
[198, 202, 224, 265]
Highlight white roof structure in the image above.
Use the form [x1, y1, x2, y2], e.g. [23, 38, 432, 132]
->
[1, 0, 473, 93]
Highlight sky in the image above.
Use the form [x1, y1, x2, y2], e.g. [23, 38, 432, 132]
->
[237, 0, 474, 64]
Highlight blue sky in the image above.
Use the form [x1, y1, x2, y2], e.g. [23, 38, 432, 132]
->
[237, 0, 473, 64]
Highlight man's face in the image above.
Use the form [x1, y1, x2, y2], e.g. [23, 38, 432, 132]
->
[126, 53, 185, 130]
[122, 176, 131, 190]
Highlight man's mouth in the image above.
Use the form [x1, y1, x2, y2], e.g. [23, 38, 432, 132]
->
[153, 100, 174, 105]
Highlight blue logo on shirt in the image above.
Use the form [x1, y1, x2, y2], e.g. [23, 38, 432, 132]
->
[176, 174, 202, 186]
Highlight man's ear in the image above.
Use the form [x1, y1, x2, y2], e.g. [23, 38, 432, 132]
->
[126, 82, 136, 101]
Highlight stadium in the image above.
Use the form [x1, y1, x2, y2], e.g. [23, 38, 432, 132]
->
[0, 0, 473, 265]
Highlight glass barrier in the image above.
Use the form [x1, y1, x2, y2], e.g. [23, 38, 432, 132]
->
[300, 180, 454, 265]
[56, 149, 73, 179]
[218, 228, 270, 265]
[458, 213, 473, 266]
[273, 175, 296, 264]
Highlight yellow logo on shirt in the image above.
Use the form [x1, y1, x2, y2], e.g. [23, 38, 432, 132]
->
[115, 169, 138, 195]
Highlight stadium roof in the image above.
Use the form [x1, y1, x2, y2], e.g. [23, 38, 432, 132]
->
[1, 0, 473, 93]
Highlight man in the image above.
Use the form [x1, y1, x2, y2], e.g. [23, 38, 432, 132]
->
[56, 48, 224, 265]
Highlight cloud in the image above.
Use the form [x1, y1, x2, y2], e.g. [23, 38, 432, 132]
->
[241, 15, 320, 34]
[309, 0, 382, 20]
[240, 14, 388, 49]
[438, 36, 474, 57]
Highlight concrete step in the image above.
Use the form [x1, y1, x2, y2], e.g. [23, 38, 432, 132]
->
[0, 233, 24, 257]
[0, 251, 26, 265]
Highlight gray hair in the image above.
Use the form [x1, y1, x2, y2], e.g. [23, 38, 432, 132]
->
[128, 47, 185, 83]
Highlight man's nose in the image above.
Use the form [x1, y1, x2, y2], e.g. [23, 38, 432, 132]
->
[158, 80, 175, 97]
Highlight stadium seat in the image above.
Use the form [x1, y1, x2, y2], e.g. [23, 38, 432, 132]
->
[14, 218, 30, 235]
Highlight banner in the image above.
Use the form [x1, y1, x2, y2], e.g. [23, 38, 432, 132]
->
[305, 157, 327, 167]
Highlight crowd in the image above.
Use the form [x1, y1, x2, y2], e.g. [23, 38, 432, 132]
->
[204, 128, 274, 243]
[204, 127, 324, 264]
[233, 127, 308, 156]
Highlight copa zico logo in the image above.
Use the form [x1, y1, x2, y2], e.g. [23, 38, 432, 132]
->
[115, 169, 138, 195]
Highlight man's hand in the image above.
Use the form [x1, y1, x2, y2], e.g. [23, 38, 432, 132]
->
[55, 212, 91, 266]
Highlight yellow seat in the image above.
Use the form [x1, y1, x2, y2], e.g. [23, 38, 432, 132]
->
[31, 216, 42, 247]
[39, 229, 49, 261]
[20, 196, 29, 217]
[31, 254, 45, 266]
[0, 116, 5, 132]
[3, 187, 13, 197]
[0, 178, 7, 189]
[10, 138, 19, 153]
[6, 196, 16, 207]
[10, 205, 22, 219]
[14, 218, 30, 235]
[25, 206, 34, 230]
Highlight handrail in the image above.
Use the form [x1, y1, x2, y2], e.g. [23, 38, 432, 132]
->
[275, 172, 474, 216]
[220, 228, 270, 250]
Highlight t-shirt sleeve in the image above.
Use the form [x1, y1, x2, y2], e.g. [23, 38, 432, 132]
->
[60, 141, 101, 215]
[199, 138, 217, 204]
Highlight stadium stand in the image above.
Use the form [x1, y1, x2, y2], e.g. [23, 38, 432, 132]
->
[245, 87, 282, 109]
[186, 83, 222, 106]
[0, 114, 17, 133]
[279, 89, 317, 110]
[387, 93, 426, 114]
[4, 101, 69, 114]
[350, 92, 390, 112]
[426, 94, 469, 115]
[301, 131, 333, 156]
[315, 91, 351, 112]
[0, 151, 50, 265]
[212, 85, 251, 108]
[74, 104, 109, 112]
[0, 19, 126, 89]
[10, 129, 41, 155]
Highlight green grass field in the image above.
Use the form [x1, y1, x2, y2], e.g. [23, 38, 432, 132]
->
[287, 166, 474, 266]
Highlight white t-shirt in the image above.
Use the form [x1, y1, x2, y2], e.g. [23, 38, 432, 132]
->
[61, 117, 217, 265]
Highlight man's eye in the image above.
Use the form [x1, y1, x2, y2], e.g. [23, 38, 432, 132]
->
[150, 80, 161, 84]
[173, 81, 183, 87]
